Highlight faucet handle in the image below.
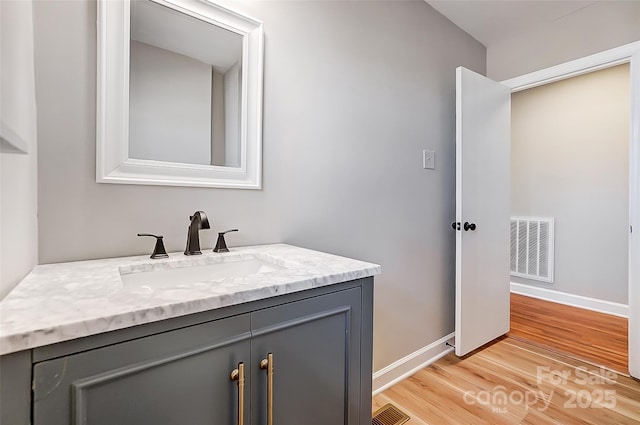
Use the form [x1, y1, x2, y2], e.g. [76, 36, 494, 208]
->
[137, 233, 169, 259]
[214, 229, 238, 253]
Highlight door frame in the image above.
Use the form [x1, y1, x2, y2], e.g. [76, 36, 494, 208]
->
[501, 40, 640, 378]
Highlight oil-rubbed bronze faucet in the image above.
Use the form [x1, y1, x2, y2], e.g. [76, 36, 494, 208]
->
[184, 211, 210, 255]
[137, 233, 169, 259]
[214, 229, 239, 253]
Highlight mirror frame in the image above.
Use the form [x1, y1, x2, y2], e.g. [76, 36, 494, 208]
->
[97, 0, 263, 189]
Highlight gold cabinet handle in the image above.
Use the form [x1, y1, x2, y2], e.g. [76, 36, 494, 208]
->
[230, 362, 245, 425]
[259, 353, 274, 425]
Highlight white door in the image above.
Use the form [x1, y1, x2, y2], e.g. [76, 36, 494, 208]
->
[455, 67, 511, 356]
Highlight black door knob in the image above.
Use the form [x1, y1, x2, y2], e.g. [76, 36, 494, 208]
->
[463, 222, 476, 231]
[451, 222, 461, 231]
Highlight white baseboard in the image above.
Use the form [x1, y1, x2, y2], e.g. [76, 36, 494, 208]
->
[510, 282, 628, 318]
[372, 332, 454, 396]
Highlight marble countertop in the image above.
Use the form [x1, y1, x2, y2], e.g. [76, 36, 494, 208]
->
[0, 244, 380, 355]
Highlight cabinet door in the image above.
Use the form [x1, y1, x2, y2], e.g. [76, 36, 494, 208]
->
[33, 314, 251, 425]
[251, 288, 362, 425]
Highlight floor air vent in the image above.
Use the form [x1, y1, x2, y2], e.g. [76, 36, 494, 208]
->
[510, 216, 554, 283]
[372, 403, 410, 425]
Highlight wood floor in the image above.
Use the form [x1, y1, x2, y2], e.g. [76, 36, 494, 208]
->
[372, 337, 640, 425]
[508, 293, 628, 374]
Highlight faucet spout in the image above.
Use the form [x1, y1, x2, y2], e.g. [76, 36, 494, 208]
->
[184, 211, 210, 255]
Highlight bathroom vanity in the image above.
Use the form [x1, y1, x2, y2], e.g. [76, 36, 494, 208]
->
[0, 244, 379, 425]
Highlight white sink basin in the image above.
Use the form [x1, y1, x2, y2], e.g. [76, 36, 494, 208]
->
[120, 257, 286, 288]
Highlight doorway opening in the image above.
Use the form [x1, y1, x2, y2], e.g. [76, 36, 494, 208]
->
[453, 41, 639, 379]
[504, 58, 635, 375]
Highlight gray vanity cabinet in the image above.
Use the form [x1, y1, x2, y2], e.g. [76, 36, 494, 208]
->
[33, 314, 252, 425]
[28, 283, 370, 425]
[251, 287, 362, 425]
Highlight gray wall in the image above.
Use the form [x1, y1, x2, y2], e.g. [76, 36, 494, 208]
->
[33, 0, 485, 372]
[211, 70, 226, 166]
[511, 64, 630, 304]
[1, 0, 39, 299]
[487, 1, 640, 81]
[223, 61, 241, 168]
[129, 41, 212, 165]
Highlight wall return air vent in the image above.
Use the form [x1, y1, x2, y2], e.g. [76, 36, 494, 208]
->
[510, 217, 555, 283]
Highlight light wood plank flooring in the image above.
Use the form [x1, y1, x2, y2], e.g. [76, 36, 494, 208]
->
[372, 337, 640, 425]
[509, 293, 628, 374]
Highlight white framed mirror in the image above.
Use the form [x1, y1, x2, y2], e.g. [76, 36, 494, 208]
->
[97, 0, 263, 189]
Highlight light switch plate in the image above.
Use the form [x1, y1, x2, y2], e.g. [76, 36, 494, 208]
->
[423, 150, 435, 169]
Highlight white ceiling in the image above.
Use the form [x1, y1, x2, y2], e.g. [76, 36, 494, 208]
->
[131, 0, 242, 71]
[425, 0, 598, 46]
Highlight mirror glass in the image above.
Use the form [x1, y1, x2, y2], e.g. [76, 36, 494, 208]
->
[96, 0, 263, 189]
[129, 0, 243, 167]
